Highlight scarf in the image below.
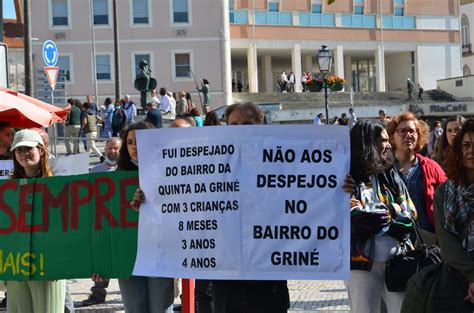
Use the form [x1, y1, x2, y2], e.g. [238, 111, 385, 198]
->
[443, 180, 474, 237]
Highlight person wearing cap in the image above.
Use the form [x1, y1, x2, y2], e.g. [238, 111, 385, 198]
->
[7, 129, 66, 312]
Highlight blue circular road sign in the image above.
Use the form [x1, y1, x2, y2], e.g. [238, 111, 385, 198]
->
[42, 40, 59, 67]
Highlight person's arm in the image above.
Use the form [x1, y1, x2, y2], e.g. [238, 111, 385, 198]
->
[434, 185, 474, 282]
[81, 115, 87, 129]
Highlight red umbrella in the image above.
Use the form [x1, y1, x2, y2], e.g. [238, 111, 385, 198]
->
[0, 88, 71, 128]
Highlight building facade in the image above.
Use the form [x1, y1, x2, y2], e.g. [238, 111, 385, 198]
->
[461, 0, 474, 75]
[230, 0, 462, 93]
[28, 0, 462, 107]
[30, 0, 230, 107]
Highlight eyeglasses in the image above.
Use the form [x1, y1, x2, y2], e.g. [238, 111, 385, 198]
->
[395, 128, 417, 137]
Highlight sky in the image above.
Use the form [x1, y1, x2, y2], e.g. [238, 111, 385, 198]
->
[3, 0, 16, 19]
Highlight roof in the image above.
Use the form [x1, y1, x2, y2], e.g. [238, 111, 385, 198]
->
[2, 0, 24, 49]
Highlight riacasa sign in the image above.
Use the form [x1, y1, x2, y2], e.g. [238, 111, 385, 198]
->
[0, 171, 139, 281]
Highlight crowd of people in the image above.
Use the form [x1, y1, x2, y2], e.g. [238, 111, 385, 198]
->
[62, 80, 212, 160]
[0, 98, 473, 313]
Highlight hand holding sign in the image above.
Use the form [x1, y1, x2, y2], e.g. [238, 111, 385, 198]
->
[130, 188, 145, 212]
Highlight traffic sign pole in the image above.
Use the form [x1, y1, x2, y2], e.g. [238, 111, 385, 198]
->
[42, 40, 59, 156]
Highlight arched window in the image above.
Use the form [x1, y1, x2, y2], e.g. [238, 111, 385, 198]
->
[461, 14, 470, 48]
[463, 65, 471, 76]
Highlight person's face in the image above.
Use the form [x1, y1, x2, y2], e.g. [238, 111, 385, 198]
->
[126, 130, 138, 161]
[434, 122, 441, 129]
[378, 129, 392, 161]
[446, 121, 462, 146]
[379, 113, 386, 121]
[105, 140, 121, 161]
[462, 132, 474, 171]
[15, 146, 42, 172]
[0, 127, 13, 150]
[87, 95, 93, 103]
[125, 96, 130, 102]
[393, 120, 418, 153]
[227, 110, 257, 125]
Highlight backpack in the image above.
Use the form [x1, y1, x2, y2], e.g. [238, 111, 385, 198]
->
[112, 108, 125, 128]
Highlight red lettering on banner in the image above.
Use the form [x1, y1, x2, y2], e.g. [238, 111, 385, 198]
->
[120, 177, 139, 228]
[0, 181, 18, 235]
[38, 183, 70, 232]
[70, 180, 93, 229]
[93, 177, 118, 230]
[17, 183, 44, 232]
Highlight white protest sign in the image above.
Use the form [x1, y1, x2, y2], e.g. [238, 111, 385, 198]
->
[133, 125, 350, 280]
[0, 160, 13, 180]
[50, 153, 89, 176]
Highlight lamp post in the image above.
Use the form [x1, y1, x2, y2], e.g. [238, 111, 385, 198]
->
[316, 45, 333, 124]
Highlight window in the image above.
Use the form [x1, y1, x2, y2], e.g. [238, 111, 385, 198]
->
[93, 0, 109, 25]
[173, 0, 189, 23]
[96, 55, 111, 80]
[57, 55, 71, 82]
[354, 0, 363, 15]
[52, 0, 68, 26]
[133, 0, 149, 24]
[268, 2, 279, 12]
[461, 14, 470, 47]
[311, 4, 321, 14]
[134, 53, 151, 77]
[394, 0, 404, 16]
[174, 53, 191, 78]
[229, 0, 234, 10]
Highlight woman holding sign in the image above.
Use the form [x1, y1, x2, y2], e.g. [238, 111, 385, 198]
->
[6, 129, 66, 312]
[116, 121, 175, 313]
[346, 120, 415, 313]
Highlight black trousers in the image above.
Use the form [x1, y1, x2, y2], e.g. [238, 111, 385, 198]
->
[213, 280, 289, 313]
[196, 280, 214, 313]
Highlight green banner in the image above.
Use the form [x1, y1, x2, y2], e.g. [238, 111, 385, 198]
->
[0, 171, 139, 281]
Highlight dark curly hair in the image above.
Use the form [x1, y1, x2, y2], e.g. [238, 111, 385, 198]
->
[350, 120, 394, 183]
[445, 119, 474, 185]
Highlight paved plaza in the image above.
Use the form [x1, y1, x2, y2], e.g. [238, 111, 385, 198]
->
[1, 279, 350, 312]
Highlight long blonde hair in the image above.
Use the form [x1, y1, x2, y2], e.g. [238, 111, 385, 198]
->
[11, 144, 53, 179]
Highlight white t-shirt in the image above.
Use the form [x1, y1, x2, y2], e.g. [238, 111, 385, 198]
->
[158, 95, 173, 113]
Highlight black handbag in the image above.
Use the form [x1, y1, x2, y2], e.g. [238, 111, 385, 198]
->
[384, 220, 442, 292]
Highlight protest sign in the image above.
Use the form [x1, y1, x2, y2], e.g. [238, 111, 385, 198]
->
[50, 152, 89, 176]
[133, 125, 350, 280]
[0, 160, 13, 180]
[0, 171, 139, 281]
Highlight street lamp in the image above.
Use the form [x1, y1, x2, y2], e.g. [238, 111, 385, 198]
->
[316, 45, 333, 124]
